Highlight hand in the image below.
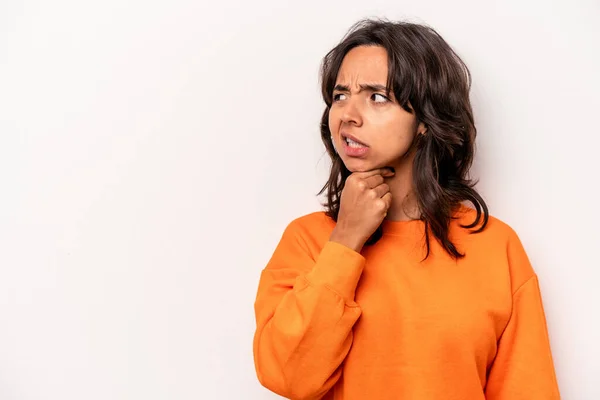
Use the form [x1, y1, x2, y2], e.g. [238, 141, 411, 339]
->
[329, 168, 394, 252]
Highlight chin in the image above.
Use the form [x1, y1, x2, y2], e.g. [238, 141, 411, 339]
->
[342, 158, 382, 173]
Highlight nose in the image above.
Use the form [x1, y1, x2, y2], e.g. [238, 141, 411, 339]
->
[340, 97, 363, 126]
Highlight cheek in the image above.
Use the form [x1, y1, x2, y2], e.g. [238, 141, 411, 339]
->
[328, 109, 339, 131]
[374, 119, 405, 140]
[377, 120, 417, 149]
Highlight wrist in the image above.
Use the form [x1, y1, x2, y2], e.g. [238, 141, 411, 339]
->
[329, 228, 364, 253]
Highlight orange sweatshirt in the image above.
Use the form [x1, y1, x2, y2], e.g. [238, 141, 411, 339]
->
[253, 206, 560, 400]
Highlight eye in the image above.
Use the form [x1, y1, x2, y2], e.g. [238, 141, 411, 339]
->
[333, 93, 347, 102]
[372, 93, 389, 103]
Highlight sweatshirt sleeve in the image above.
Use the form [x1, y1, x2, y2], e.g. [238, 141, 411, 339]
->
[253, 220, 365, 400]
[485, 231, 560, 399]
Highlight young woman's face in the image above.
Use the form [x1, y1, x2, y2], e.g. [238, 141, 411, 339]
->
[329, 45, 426, 173]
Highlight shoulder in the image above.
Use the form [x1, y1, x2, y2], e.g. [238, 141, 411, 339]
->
[454, 204, 521, 244]
[285, 211, 336, 239]
[274, 211, 336, 259]
[456, 205, 535, 288]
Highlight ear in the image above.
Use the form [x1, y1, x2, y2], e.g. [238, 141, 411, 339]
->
[417, 121, 428, 136]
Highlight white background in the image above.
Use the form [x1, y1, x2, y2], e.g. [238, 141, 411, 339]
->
[1, 0, 598, 399]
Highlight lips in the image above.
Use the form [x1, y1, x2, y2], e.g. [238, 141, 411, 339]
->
[341, 132, 368, 147]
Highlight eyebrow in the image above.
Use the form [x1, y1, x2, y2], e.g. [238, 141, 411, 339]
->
[333, 83, 390, 94]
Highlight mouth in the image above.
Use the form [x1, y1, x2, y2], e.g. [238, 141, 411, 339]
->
[341, 132, 369, 148]
[339, 132, 370, 158]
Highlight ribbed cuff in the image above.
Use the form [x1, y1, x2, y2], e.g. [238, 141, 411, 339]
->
[305, 241, 366, 303]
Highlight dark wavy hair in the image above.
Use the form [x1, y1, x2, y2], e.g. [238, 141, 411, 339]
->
[317, 18, 488, 259]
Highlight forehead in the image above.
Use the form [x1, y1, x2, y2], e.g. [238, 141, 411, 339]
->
[336, 45, 389, 84]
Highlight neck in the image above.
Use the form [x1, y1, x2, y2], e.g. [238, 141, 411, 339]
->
[384, 150, 420, 222]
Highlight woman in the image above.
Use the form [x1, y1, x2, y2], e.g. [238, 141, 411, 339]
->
[253, 18, 560, 400]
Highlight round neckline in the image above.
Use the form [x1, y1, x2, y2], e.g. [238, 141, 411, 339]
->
[380, 204, 474, 236]
[381, 217, 424, 236]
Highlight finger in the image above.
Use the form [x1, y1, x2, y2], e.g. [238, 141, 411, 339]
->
[363, 174, 385, 189]
[354, 168, 395, 179]
[370, 183, 390, 198]
[381, 167, 395, 178]
[381, 192, 392, 209]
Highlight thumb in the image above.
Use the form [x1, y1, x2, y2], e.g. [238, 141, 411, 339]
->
[382, 167, 395, 177]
